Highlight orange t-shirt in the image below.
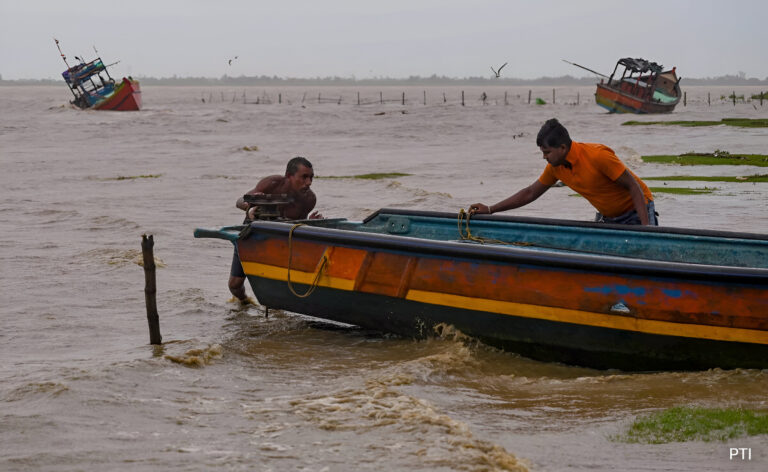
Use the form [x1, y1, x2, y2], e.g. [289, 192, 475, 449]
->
[538, 142, 653, 217]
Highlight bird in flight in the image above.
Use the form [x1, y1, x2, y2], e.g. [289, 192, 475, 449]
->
[228, 56, 239, 66]
[491, 62, 508, 78]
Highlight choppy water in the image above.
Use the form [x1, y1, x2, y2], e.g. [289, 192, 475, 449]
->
[1, 85, 767, 471]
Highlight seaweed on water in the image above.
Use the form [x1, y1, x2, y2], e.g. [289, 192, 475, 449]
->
[318, 173, 412, 180]
[615, 406, 768, 444]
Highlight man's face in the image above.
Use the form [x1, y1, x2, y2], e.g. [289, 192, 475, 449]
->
[287, 164, 314, 193]
[540, 144, 569, 167]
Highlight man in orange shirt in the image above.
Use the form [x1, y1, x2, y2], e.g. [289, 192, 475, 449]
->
[470, 118, 658, 225]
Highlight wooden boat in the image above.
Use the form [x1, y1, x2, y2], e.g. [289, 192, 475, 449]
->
[595, 57, 681, 114]
[55, 40, 141, 111]
[195, 209, 768, 371]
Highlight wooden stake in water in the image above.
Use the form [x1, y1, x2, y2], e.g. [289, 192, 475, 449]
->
[461, 90, 465, 106]
[141, 234, 162, 345]
[528, 90, 531, 104]
[684, 91, 687, 107]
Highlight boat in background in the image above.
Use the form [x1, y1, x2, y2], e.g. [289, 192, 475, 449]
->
[565, 57, 681, 114]
[595, 57, 681, 113]
[195, 208, 768, 371]
[55, 39, 141, 111]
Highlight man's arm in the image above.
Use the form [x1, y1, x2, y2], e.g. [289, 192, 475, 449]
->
[470, 180, 550, 215]
[614, 170, 650, 225]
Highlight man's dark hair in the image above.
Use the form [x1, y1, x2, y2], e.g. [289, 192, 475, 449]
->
[286, 156, 313, 175]
[536, 118, 572, 148]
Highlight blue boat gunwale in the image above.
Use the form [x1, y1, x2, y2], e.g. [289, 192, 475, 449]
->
[239, 220, 768, 285]
[364, 208, 768, 241]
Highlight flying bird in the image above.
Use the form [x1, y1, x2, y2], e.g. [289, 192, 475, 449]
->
[228, 56, 239, 66]
[491, 62, 508, 78]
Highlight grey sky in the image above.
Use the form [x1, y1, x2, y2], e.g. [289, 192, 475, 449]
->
[2, 0, 767, 80]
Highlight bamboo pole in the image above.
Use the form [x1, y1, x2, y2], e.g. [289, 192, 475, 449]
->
[141, 234, 162, 345]
[279, 93, 282, 104]
[528, 90, 531, 104]
[552, 89, 555, 104]
[684, 91, 687, 107]
[708, 92, 710, 106]
[461, 90, 465, 106]
[733, 91, 736, 106]
[402, 92, 405, 106]
[423, 90, 426, 105]
[357, 91, 360, 105]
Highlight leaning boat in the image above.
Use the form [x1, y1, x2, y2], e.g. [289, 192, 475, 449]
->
[195, 209, 768, 371]
[55, 39, 141, 111]
[595, 57, 681, 114]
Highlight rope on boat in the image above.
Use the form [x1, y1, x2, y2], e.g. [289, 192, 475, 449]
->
[286, 223, 328, 298]
[457, 209, 532, 246]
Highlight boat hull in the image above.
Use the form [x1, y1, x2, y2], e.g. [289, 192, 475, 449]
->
[252, 277, 768, 371]
[595, 83, 679, 114]
[195, 210, 768, 370]
[93, 77, 141, 111]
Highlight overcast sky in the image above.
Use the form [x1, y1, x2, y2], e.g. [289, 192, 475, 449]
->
[2, 0, 767, 80]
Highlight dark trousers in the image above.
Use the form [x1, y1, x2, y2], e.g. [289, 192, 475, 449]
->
[595, 201, 659, 225]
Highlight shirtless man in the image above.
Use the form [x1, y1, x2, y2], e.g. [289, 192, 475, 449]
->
[229, 156, 322, 302]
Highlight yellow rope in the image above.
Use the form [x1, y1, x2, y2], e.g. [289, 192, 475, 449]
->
[457, 209, 486, 242]
[286, 223, 328, 298]
[457, 208, 532, 246]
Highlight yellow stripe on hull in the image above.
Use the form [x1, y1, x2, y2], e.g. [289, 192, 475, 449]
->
[406, 289, 768, 345]
[241, 261, 356, 291]
[242, 260, 767, 345]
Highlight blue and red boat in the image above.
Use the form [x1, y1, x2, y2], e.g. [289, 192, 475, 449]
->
[195, 209, 768, 371]
[55, 39, 141, 111]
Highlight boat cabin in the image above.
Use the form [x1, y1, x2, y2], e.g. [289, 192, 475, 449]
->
[61, 58, 117, 108]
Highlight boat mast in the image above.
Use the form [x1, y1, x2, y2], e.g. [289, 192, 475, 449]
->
[54, 38, 79, 101]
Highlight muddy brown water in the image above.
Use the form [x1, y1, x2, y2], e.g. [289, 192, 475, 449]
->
[1, 85, 766, 471]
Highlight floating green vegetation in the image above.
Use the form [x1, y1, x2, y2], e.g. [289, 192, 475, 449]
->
[242, 145, 259, 151]
[318, 172, 412, 180]
[722, 93, 745, 101]
[752, 91, 768, 100]
[648, 186, 715, 195]
[623, 118, 768, 128]
[644, 174, 768, 183]
[535, 98, 546, 105]
[615, 407, 768, 444]
[108, 174, 162, 181]
[642, 151, 768, 167]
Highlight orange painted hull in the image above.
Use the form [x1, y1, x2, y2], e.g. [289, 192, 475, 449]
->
[595, 82, 679, 114]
